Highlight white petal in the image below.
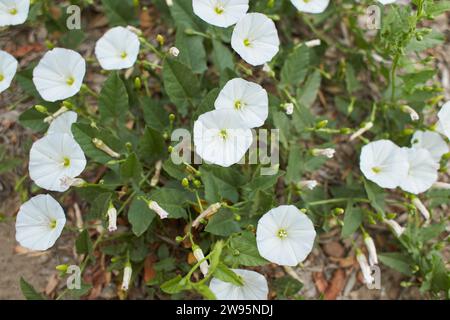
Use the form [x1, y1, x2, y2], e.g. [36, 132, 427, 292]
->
[377, 0, 397, 4]
[256, 205, 316, 266]
[411, 130, 448, 162]
[95, 26, 140, 70]
[193, 0, 249, 28]
[193, 109, 253, 167]
[214, 78, 268, 128]
[0, 0, 30, 26]
[29, 133, 86, 192]
[15, 194, 66, 251]
[33, 48, 86, 102]
[360, 139, 409, 189]
[231, 13, 280, 66]
[209, 269, 268, 300]
[437, 101, 450, 140]
[290, 0, 330, 14]
[399, 147, 439, 194]
[47, 111, 78, 137]
[0, 50, 18, 93]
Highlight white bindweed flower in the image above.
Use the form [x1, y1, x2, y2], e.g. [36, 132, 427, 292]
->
[312, 148, 335, 158]
[290, 0, 330, 14]
[0, 0, 30, 26]
[107, 204, 118, 232]
[193, 109, 253, 167]
[411, 130, 448, 162]
[411, 197, 430, 221]
[398, 148, 438, 194]
[121, 264, 132, 291]
[193, 246, 209, 277]
[209, 269, 268, 300]
[47, 110, 78, 137]
[95, 26, 140, 70]
[148, 200, 169, 219]
[256, 205, 316, 266]
[297, 180, 318, 190]
[0, 50, 18, 93]
[231, 13, 280, 66]
[214, 78, 268, 128]
[437, 101, 450, 140]
[33, 48, 86, 102]
[192, 0, 249, 28]
[356, 250, 374, 285]
[29, 133, 86, 192]
[384, 218, 405, 237]
[377, 0, 397, 4]
[169, 47, 180, 57]
[15, 194, 66, 251]
[360, 140, 408, 189]
[363, 234, 378, 266]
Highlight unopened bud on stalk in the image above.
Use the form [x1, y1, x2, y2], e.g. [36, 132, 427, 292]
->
[432, 182, 450, 189]
[192, 203, 222, 228]
[297, 180, 318, 190]
[148, 200, 169, 219]
[121, 263, 132, 291]
[107, 203, 117, 232]
[262, 63, 275, 77]
[333, 208, 344, 215]
[150, 160, 163, 187]
[43, 106, 69, 123]
[304, 39, 321, 48]
[401, 105, 419, 121]
[166, 0, 173, 6]
[363, 233, 378, 266]
[134, 77, 142, 90]
[411, 197, 430, 221]
[56, 264, 69, 273]
[169, 47, 180, 57]
[192, 245, 209, 277]
[283, 103, 294, 115]
[316, 120, 328, 129]
[312, 148, 335, 158]
[34, 104, 48, 114]
[383, 218, 405, 237]
[350, 122, 373, 141]
[356, 249, 374, 285]
[92, 138, 120, 158]
[126, 25, 142, 36]
[156, 34, 165, 46]
[60, 176, 86, 189]
[181, 178, 189, 188]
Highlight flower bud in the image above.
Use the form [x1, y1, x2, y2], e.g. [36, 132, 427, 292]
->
[92, 138, 121, 158]
[411, 197, 430, 221]
[169, 46, 180, 57]
[193, 245, 209, 277]
[363, 234, 378, 266]
[297, 180, 318, 190]
[134, 77, 142, 90]
[181, 178, 189, 187]
[107, 204, 117, 232]
[121, 264, 132, 291]
[156, 34, 165, 46]
[356, 249, 374, 285]
[34, 104, 48, 114]
[312, 148, 335, 158]
[148, 200, 169, 219]
[384, 218, 405, 237]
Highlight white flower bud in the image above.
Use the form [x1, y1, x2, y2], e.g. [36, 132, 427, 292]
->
[107, 205, 117, 232]
[304, 39, 321, 48]
[356, 250, 374, 285]
[169, 46, 180, 57]
[312, 148, 335, 158]
[193, 246, 209, 277]
[44, 106, 69, 123]
[411, 197, 430, 221]
[148, 201, 169, 219]
[126, 25, 142, 36]
[60, 176, 86, 189]
[401, 105, 419, 121]
[384, 218, 405, 237]
[350, 122, 373, 141]
[121, 264, 132, 291]
[284, 103, 294, 115]
[297, 180, 318, 190]
[166, 0, 173, 6]
[432, 182, 450, 189]
[92, 138, 120, 158]
[363, 234, 378, 266]
[192, 202, 222, 228]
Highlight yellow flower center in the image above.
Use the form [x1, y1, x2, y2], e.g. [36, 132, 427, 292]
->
[243, 38, 251, 47]
[9, 8, 17, 15]
[214, 6, 224, 14]
[63, 157, 71, 167]
[234, 100, 243, 110]
[277, 228, 288, 239]
[120, 51, 127, 59]
[371, 166, 381, 174]
[0, 74, 4, 82]
[219, 129, 228, 140]
[49, 219, 57, 229]
[66, 76, 75, 86]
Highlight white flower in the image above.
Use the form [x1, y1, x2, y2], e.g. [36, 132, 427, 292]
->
[360, 139, 408, 189]
[356, 250, 374, 285]
[411, 130, 448, 162]
[33, 48, 86, 102]
[256, 205, 316, 266]
[363, 234, 378, 266]
[193, 246, 209, 277]
[231, 13, 280, 66]
[0, 0, 30, 26]
[312, 148, 335, 158]
[437, 101, 450, 139]
[290, 0, 330, 14]
[47, 110, 78, 137]
[15, 194, 66, 251]
[398, 148, 438, 194]
[193, 109, 253, 167]
[169, 46, 180, 57]
[121, 264, 132, 291]
[95, 26, 140, 71]
[107, 204, 117, 232]
[377, 0, 397, 4]
[148, 200, 169, 219]
[29, 133, 86, 192]
[214, 78, 268, 128]
[192, 0, 249, 28]
[411, 197, 430, 221]
[0, 50, 18, 93]
[209, 269, 268, 300]
[384, 218, 405, 237]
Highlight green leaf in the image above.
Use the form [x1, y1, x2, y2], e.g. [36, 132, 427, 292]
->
[161, 275, 187, 294]
[341, 203, 364, 238]
[298, 69, 322, 107]
[406, 30, 444, 52]
[20, 277, 45, 300]
[378, 252, 413, 276]
[426, 1, 450, 16]
[120, 152, 142, 182]
[345, 64, 360, 94]
[66, 282, 93, 298]
[141, 97, 169, 131]
[214, 263, 244, 286]
[226, 231, 268, 267]
[138, 127, 165, 164]
[281, 45, 311, 86]
[169, 0, 205, 31]
[99, 72, 129, 123]
[273, 275, 303, 299]
[101, 0, 138, 26]
[205, 208, 241, 236]
[87, 192, 112, 220]
[363, 179, 385, 214]
[75, 230, 93, 255]
[194, 284, 216, 300]
[175, 31, 207, 74]
[200, 167, 240, 203]
[128, 196, 156, 237]
[194, 88, 219, 119]
[212, 39, 234, 72]
[162, 58, 201, 116]
[417, 223, 446, 242]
